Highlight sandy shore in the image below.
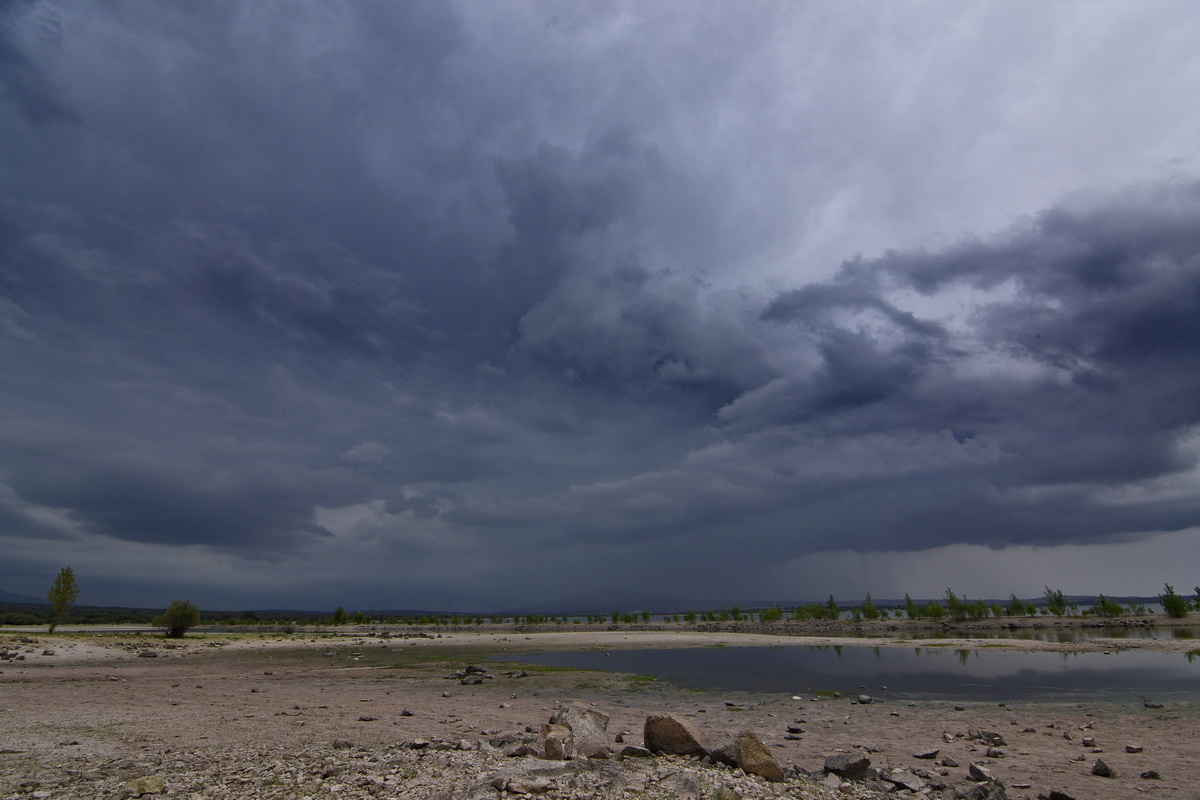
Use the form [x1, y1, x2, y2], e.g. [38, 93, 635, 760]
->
[1, 628, 1196, 799]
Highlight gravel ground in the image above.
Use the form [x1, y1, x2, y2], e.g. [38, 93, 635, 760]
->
[1, 631, 1196, 799]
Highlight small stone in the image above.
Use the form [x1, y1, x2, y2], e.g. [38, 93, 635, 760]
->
[1081, 736, 1095, 747]
[986, 747, 1004, 758]
[400, 708, 414, 716]
[913, 747, 939, 759]
[939, 755, 959, 768]
[1125, 744, 1143, 753]
[124, 775, 165, 796]
[857, 694, 873, 704]
[1140, 770, 1161, 779]
[1047, 792, 1076, 800]
[1092, 758, 1114, 777]
[41, 649, 55, 656]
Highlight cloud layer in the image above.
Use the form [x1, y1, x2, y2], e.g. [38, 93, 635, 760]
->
[2, 1, 1199, 609]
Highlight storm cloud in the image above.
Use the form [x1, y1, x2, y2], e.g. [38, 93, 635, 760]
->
[2, 1, 1199, 609]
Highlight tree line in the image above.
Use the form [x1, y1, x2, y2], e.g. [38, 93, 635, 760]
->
[13, 568, 1199, 633]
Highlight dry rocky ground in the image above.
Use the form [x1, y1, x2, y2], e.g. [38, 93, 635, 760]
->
[0, 629, 1196, 799]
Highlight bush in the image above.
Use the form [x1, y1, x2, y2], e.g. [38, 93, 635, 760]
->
[944, 588, 967, 621]
[862, 594, 880, 620]
[1160, 583, 1190, 618]
[154, 599, 200, 638]
[1090, 595, 1124, 618]
[904, 594, 922, 619]
[1043, 587, 1074, 617]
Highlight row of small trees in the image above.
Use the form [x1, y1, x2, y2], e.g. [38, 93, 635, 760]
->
[37, 566, 1197, 635]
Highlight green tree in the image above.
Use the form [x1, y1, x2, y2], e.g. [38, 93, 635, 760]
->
[1091, 594, 1123, 618]
[862, 593, 880, 620]
[47, 566, 81, 634]
[155, 599, 200, 638]
[826, 595, 840, 620]
[944, 588, 967, 621]
[1160, 583, 1190, 618]
[331, 606, 348, 625]
[684, 610, 697, 624]
[760, 605, 784, 622]
[1044, 586, 1070, 617]
[904, 593, 922, 620]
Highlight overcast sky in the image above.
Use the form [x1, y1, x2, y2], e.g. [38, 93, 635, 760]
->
[3, 1, 1199, 612]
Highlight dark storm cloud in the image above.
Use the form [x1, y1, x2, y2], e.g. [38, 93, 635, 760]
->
[2, 1, 1199, 607]
[0, 0, 80, 124]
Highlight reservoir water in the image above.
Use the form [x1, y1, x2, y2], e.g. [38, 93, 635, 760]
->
[502, 645, 1200, 703]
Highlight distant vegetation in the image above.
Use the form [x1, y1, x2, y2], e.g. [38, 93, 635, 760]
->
[154, 599, 200, 638]
[3, 582, 1197, 629]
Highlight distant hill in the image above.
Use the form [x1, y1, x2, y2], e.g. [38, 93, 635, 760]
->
[0, 589, 44, 604]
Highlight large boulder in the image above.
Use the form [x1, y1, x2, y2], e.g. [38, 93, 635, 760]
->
[539, 723, 573, 760]
[732, 731, 784, 782]
[643, 714, 710, 756]
[550, 703, 610, 758]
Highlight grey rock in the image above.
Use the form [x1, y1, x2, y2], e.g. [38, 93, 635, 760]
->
[1047, 791, 1077, 800]
[857, 694, 873, 704]
[539, 723, 573, 761]
[884, 768, 924, 792]
[1140, 770, 1161, 779]
[959, 783, 1009, 800]
[1125, 744, 1144, 753]
[985, 747, 1004, 758]
[733, 730, 784, 782]
[550, 702, 610, 758]
[939, 755, 959, 768]
[914, 747, 939, 759]
[643, 714, 710, 756]
[1092, 758, 1114, 777]
[824, 752, 871, 778]
[618, 745, 651, 757]
[1081, 736, 1095, 747]
[968, 762, 996, 782]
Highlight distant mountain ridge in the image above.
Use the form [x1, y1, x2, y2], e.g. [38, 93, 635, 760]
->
[0, 589, 43, 604]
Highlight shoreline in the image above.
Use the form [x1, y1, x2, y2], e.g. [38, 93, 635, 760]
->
[2, 628, 1196, 799]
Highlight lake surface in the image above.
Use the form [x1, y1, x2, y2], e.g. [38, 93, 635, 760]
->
[501, 645, 1200, 702]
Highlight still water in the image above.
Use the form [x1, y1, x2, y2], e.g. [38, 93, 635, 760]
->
[502, 645, 1200, 702]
